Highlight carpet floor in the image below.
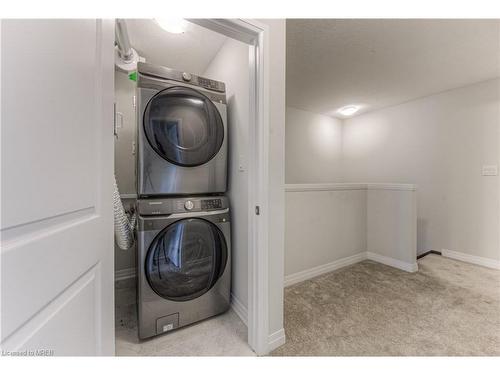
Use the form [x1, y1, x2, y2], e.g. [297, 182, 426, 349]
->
[271, 254, 500, 356]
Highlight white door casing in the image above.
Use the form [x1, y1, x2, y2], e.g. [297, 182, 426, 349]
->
[189, 19, 274, 355]
[0, 19, 115, 355]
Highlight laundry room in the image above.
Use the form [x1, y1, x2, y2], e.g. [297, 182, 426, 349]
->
[113, 19, 254, 355]
[3, 9, 500, 367]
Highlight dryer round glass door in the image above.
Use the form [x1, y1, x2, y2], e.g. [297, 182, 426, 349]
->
[143, 86, 224, 167]
[145, 218, 228, 301]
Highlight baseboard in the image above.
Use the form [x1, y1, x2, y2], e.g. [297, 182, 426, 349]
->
[417, 250, 442, 259]
[231, 296, 284, 353]
[441, 249, 500, 270]
[267, 328, 286, 352]
[115, 267, 136, 281]
[284, 252, 367, 287]
[230, 293, 248, 326]
[366, 252, 418, 272]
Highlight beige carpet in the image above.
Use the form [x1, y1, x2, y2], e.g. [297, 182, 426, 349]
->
[272, 254, 500, 356]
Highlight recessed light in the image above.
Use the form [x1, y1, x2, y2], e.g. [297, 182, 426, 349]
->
[338, 105, 360, 117]
[155, 18, 187, 34]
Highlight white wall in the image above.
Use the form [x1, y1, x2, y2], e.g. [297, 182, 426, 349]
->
[285, 79, 499, 263]
[285, 187, 366, 275]
[285, 183, 418, 282]
[286, 107, 343, 183]
[203, 38, 250, 317]
[366, 187, 417, 265]
[114, 70, 136, 196]
[342, 79, 500, 260]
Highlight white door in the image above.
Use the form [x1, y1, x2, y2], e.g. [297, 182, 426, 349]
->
[0, 19, 115, 355]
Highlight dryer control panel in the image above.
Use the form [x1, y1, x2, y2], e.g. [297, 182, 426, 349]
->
[201, 198, 223, 210]
[137, 196, 228, 216]
[138, 62, 226, 93]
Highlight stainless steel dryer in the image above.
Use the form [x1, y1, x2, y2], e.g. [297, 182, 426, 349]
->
[136, 62, 227, 197]
[136, 196, 231, 339]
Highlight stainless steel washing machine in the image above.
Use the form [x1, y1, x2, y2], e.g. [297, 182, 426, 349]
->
[136, 62, 227, 197]
[136, 196, 231, 339]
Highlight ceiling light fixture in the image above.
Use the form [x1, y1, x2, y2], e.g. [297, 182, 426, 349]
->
[338, 105, 360, 117]
[155, 18, 187, 34]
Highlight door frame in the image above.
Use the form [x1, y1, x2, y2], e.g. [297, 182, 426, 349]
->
[188, 19, 271, 355]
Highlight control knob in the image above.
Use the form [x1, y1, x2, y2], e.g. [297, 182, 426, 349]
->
[184, 200, 194, 210]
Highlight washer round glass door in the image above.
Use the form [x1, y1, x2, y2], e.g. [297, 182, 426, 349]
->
[145, 218, 228, 301]
[143, 86, 224, 167]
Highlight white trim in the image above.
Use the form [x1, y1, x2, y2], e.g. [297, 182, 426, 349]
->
[285, 183, 368, 192]
[366, 183, 417, 191]
[285, 183, 417, 192]
[366, 252, 418, 272]
[441, 249, 500, 270]
[230, 293, 248, 326]
[251, 18, 271, 357]
[114, 267, 136, 281]
[187, 19, 257, 45]
[284, 251, 419, 288]
[236, 18, 271, 357]
[267, 328, 286, 352]
[284, 252, 366, 287]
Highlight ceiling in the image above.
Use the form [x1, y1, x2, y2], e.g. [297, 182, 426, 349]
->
[126, 19, 227, 75]
[286, 19, 500, 118]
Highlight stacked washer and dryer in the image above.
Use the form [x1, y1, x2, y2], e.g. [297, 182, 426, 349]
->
[135, 62, 231, 339]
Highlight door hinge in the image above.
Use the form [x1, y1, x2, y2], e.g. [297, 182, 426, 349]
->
[255, 206, 260, 215]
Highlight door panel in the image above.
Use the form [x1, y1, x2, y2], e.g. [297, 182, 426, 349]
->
[0, 20, 114, 355]
[1, 20, 99, 228]
[2, 264, 100, 355]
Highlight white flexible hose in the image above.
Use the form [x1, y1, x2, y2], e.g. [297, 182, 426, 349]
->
[113, 175, 136, 250]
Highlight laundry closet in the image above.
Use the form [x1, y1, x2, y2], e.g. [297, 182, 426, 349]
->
[113, 19, 252, 354]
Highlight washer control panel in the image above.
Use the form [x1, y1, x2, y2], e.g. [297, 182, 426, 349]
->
[137, 196, 228, 216]
[197, 76, 224, 92]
